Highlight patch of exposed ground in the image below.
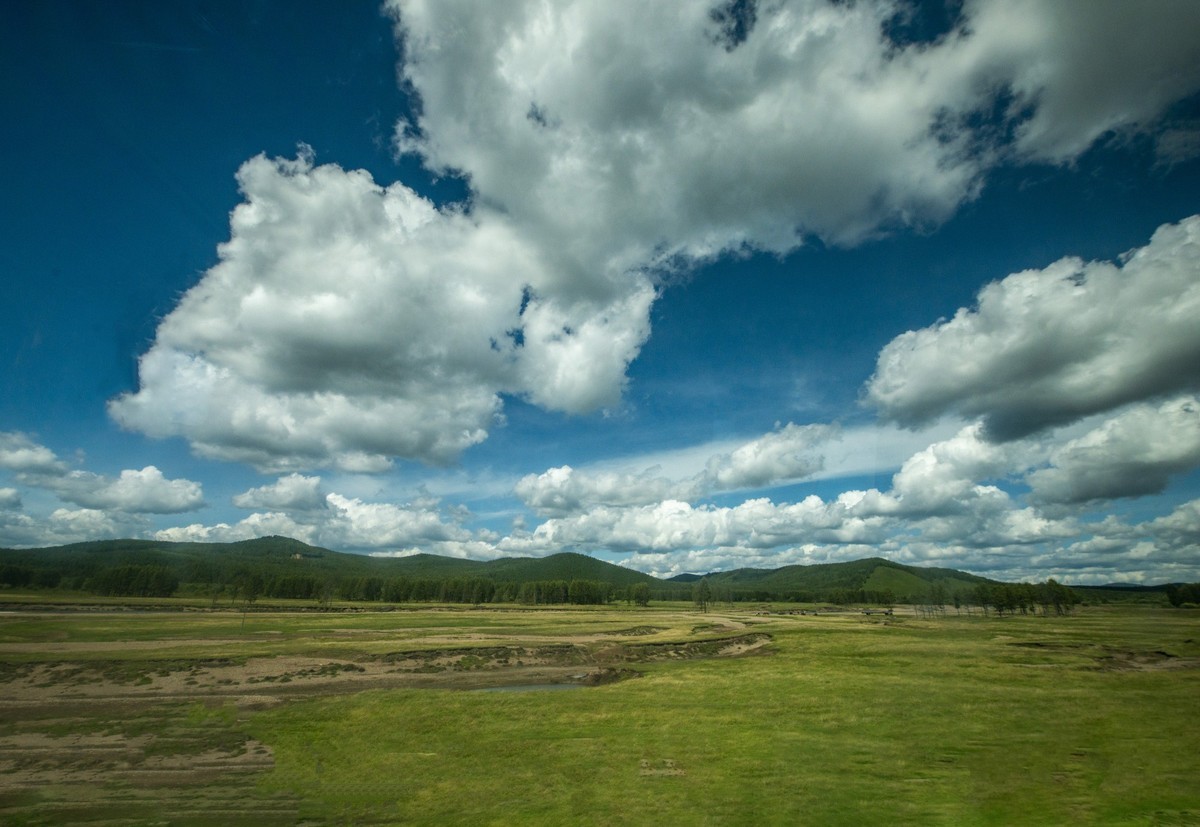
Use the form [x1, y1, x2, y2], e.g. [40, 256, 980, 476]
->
[639, 757, 686, 777]
[1008, 641, 1200, 672]
[1092, 648, 1198, 672]
[0, 708, 297, 825]
[0, 628, 770, 822]
[606, 625, 668, 636]
[0, 632, 773, 708]
[601, 633, 772, 663]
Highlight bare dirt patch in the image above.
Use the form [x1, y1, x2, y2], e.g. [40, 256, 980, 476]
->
[0, 631, 773, 708]
[605, 625, 667, 636]
[639, 757, 686, 777]
[609, 632, 772, 663]
[0, 622, 770, 823]
[1092, 647, 1199, 672]
[1008, 640, 1200, 672]
[0, 704, 297, 825]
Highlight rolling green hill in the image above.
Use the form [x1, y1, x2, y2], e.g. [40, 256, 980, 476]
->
[477, 552, 654, 586]
[671, 556, 997, 602]
[0, 536, 658, 595]
[0, 538, 1130, 605]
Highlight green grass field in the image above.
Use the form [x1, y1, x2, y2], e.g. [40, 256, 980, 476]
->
[1, 602, 1197, 825]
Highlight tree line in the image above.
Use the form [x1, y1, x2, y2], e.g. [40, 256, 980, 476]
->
[0, 562, 179, 598]
[914, 579, 1079, 617]
[0, 560, 635, 605]
[0, 559, 1081, 612]
[689, 576, 1079, 616]
[204, 572, 630, 607]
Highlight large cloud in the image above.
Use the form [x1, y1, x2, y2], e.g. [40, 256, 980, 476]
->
[503, 488, 977, 558]
[867, 215, 1200, 439]
[320, 492, 472, 548]
[1146, 499, 1200, 552]
[1036, 500, 1200, 583]
[961, 0, 1200, 164]
[504, 399, 1200, 576]
[867, 424, 1016, 518]
[155, 512, 316, 546]
[104, 408, 1200, 581]
[390, 0, 1200, 261]
[1028, 396, 1200, 505]
[109, 152, 654, 472]
[391, 0, 977, 260]
[109, 0, 1200, 474]
[500, 412, 1187, 577]
[42, 467, 205, 515]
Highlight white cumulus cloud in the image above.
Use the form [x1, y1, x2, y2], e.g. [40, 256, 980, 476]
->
[1146, 499, 1200, 552]
[110, 0, 1200, 474]
[390, 0, 1200, 260]
[0, 432, 67, 475]
[515, 465, 686, 518]
[1028, 396, 1200, 505]
[39, 466, 205, 515]
[158, 486, 474, 553]
[156, 512, 315, 546]
[109, 152, 654, 472]
[867, 215, 1200, 439]
[960, 0, 1200, 164]
[0, 433, 204, 515]
[233, 473, 327, 512]
[0, 508, 148, 549]
[517, 422, 834, 516]
[703, 423, 833, 491]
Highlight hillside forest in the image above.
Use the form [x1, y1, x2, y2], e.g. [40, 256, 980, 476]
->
[0, 536, 1184, 613]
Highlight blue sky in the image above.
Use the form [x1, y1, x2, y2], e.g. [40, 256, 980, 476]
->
[3, 0, 1200, 584]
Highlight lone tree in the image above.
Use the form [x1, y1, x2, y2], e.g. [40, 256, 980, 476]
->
[693, 577, 712, 613]
[630, 582, 651, 607]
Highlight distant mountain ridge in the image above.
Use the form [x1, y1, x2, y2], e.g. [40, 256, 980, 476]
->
[669, 556, 996, 597]
[3, 536, 991, 591]
[0, 537, 1164, 602]
[0, 536, 657, 589]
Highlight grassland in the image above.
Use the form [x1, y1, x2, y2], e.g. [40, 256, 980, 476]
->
[0, 600, 1197, 825]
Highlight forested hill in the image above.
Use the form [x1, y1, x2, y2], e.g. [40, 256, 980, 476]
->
[0, 537, 1158, 606]
[668, 557, 995, 602]
[0, 536, 656, 593]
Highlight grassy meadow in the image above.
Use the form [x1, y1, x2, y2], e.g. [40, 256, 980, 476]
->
[0, 601, 1197, 825]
